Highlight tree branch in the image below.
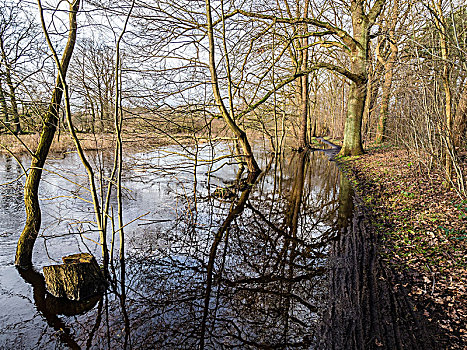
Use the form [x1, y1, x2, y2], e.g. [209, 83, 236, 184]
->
[219, 9, 361, 51]
[368, 0, 386, 26]
[236, 61, 362, 120]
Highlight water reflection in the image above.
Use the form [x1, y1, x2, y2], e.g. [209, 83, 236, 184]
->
[319, 176, 439, 349]
[18, 267, 102, 350]
[0, 143, 439, 349]
[115, 150, 339, 349]
[1, 146, 339, 348]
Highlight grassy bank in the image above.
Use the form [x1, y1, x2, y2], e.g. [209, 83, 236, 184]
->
[0, 131, 189, 156]
[338, 144, 466, 348]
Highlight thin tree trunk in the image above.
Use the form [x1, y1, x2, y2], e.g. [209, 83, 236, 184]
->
[297, 0, 309, 150]
[376, 43, 396, 144]
[362, 65, 381, 142]
[433, 0, 453, 182]
[6, 81, 20, 134]
[15, 0, 80, 268]
[376, 61, 394, 144]
[454, 82, 467, 148]
[0, 79, 8, 131]
[6, 77, 20, 134]
[362, 72, 372, 141]
[376, 0, 399, 144]
[298, 74, 308, 150]
[0, 37, 20, 134]
[204, 0, 260, 173]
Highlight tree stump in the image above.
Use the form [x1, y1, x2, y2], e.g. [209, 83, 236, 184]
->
[43, 253, 107, 301]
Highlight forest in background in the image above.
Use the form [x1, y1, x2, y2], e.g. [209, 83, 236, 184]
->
[0, 0, 465, 265]
[0, 0, 465, 175]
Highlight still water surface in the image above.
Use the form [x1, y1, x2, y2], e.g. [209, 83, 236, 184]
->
[0, 143, 341, 349]
[0, 142, 433, 349]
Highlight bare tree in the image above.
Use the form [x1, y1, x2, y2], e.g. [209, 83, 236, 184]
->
[0, 0, 40, 134]
[223, 0, 385, 155]
[16, 0, 80, 268]
[204, 0, 260, 173]
[71, 39, 115, 133]
[375, 0, 411, 144]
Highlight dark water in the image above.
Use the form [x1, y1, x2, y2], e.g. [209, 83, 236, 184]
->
[0, 143, 437, 349]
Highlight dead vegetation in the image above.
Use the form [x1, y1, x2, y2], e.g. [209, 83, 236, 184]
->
[340, 145, 467, 349]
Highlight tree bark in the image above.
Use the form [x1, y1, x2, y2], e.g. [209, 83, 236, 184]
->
[340, 3, 368, 156]
[454, 82, 467, 148]
[362, 61, 382, 141]
[376, 0, 399, 144]
[15, 0, 80, 268]
[376, 62, 394, 144]
[375, 40, 396, 144]
[204, 0, 260, 173]
[43, 253, 107, 300]
[0, 79, 8, 131]
[339, 0, 385, 156]
[341, 80, 366, 156]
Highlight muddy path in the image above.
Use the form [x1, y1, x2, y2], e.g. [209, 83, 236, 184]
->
[317, 163, 443, 349]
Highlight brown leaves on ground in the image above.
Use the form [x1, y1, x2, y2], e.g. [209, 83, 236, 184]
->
[341, 145, 467, 349]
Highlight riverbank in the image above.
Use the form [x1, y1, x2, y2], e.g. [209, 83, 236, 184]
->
[0, 132, 190, 156]
[338, 144, 466, 349]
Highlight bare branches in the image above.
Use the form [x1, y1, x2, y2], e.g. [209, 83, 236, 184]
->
[220, 8, 361, 51]
[368, 0, 386, 26]
[236, 61, 361, 121]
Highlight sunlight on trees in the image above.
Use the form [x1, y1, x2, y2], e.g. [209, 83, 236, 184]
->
[0, 0, 466, 346]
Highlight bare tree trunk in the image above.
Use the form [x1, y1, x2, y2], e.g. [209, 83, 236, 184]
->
[362, 63, 381, 142]
[15, 0, 80, 268]
[433, 0, 453, 182]
[298, 74, 308, 150]
[5, 77, 20, 134]
[0, 79, 8, 131]
[204, 0, 260, 173]
[339, 0, 385, 156]
[341, 80, 366, 156]
[454, 82, 467, 148]
[297, 0, 309, 150]
[376, 62, 394, 144]
[0, 37, 20, 134]
[340, 2, 370, 156]
[376, 46, 396, 144]
[376, 0, 399, 144]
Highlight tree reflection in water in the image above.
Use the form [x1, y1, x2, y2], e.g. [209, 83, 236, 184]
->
[102, 149, 339, 349]
[11, 149, 341, 349]
[6, 144, 441, 349]
[319, 176, 439, 350]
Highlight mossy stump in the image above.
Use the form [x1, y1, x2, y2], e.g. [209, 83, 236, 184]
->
[43, 253, 107, 301]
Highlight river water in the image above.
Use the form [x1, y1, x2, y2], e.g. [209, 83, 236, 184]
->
[0, 142, 438, 349]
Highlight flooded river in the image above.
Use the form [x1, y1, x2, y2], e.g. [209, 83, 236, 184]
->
[0, 142, 438, 349]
